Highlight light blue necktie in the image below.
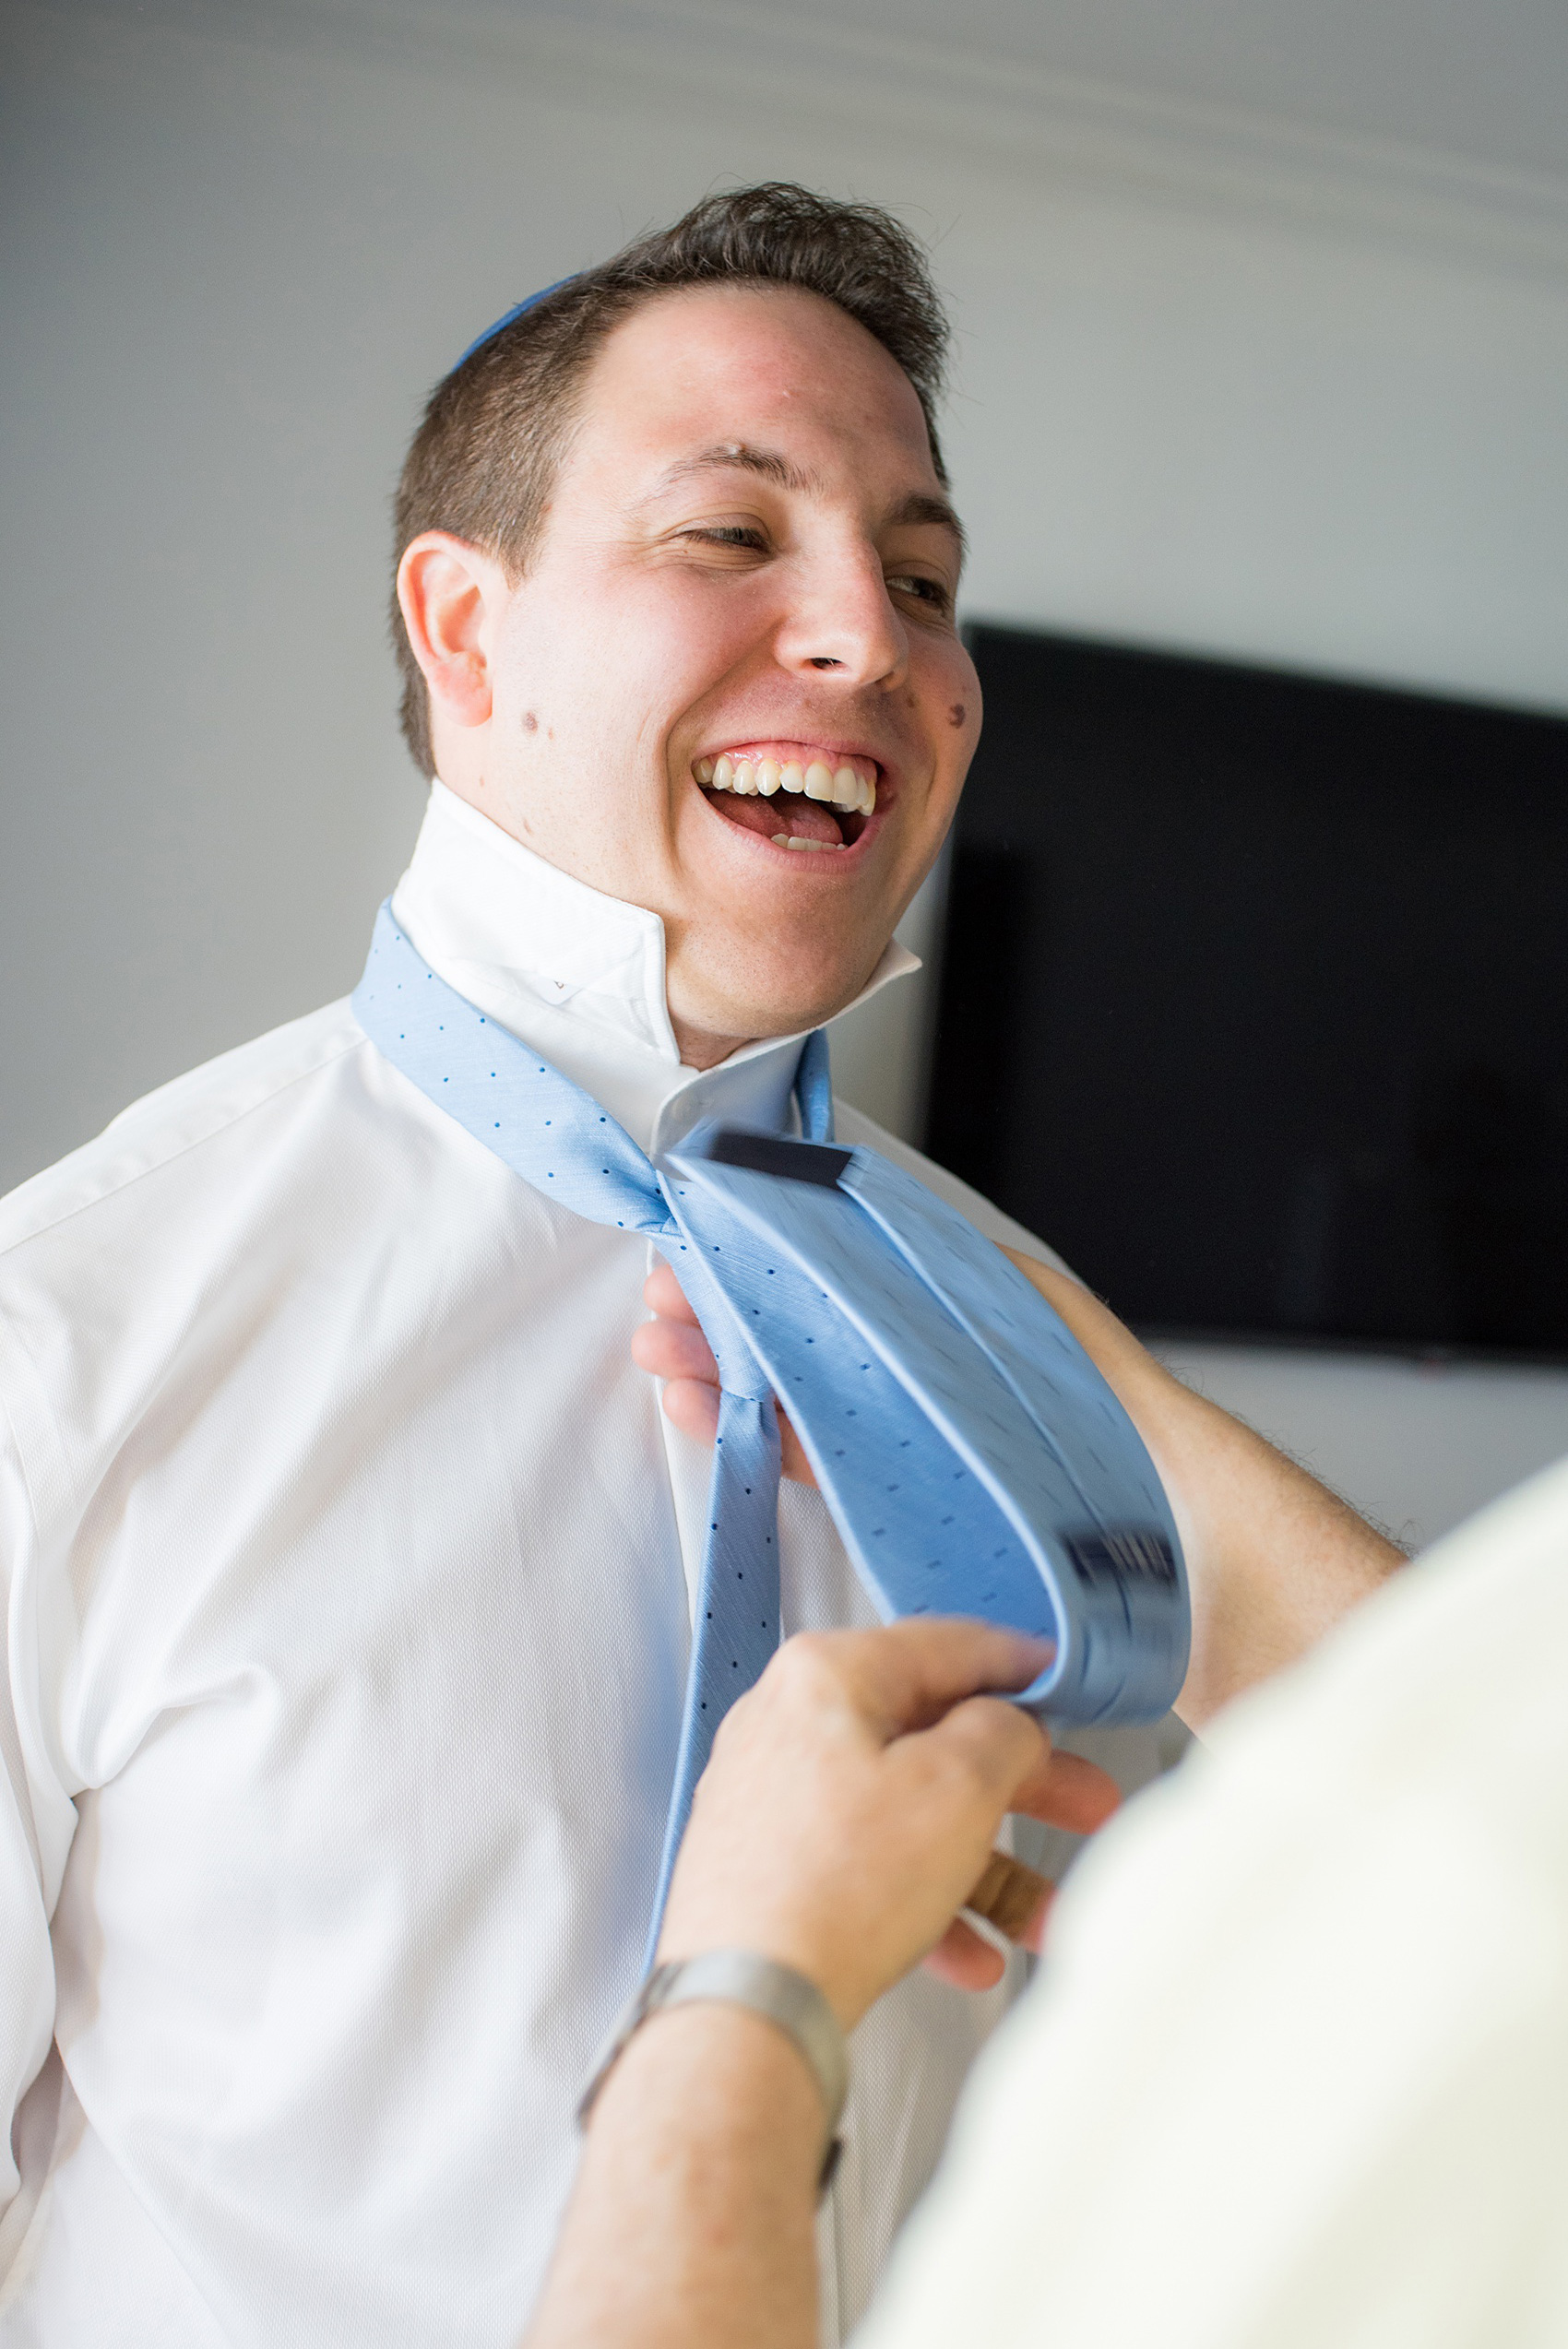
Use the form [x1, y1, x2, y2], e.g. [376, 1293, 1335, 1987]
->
[353, 901, 1190, 1959]
[660, 1127, 1189, 1723]
[353, 904, 832, 1952]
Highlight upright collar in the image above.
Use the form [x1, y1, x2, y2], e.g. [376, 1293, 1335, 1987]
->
[389, 782, 919, 1156]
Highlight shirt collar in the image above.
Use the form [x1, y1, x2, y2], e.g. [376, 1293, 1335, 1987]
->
[389, 780, 920, 1156]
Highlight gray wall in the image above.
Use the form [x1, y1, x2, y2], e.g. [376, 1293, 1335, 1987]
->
[4, 0, 1565, 1549]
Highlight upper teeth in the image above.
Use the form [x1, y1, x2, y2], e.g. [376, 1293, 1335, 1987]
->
[696, 754, 875, 816]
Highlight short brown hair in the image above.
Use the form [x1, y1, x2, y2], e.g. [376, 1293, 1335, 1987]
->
[390, 183, 952, 776]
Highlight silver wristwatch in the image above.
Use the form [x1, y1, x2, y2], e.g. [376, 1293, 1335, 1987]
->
[578, 1950, 848, 2190]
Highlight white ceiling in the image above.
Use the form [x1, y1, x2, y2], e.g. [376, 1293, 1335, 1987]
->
[54, 0, 1568, 191]
[715, 0, 1568, 186]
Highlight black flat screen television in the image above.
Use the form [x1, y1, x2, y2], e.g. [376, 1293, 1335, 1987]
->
[926, 624, 1568, 1359]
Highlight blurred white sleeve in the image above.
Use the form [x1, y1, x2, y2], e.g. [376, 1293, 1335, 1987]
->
[853, 1458, 1568, 2349]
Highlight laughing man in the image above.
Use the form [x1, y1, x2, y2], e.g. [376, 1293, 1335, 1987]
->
[0, 184, 1397, 2346]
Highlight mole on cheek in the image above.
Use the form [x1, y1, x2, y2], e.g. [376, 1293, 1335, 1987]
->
[522, 711, 539, 733]
[949, 703, 967, 728]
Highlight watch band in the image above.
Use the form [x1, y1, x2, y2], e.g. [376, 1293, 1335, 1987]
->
[579, 1951, 848, 2188]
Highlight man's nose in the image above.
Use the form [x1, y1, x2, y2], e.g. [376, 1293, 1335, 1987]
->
[773, 546, 909, 691]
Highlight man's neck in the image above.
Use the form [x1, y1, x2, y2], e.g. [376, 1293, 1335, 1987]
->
[671, 1014, 760, 1074]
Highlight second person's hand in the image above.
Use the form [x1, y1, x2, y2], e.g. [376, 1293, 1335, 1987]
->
[658, 1619, 1122, 2028]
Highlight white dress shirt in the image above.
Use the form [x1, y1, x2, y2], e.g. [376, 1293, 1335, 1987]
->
[856, 1452, 1568, 2349]
[0, 782, 1065, 2347]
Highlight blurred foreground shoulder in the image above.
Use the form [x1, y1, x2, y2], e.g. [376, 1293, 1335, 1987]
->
[854, 1453, 1568, 2349]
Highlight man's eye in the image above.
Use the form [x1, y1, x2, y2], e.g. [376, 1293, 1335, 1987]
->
[684, 526, 768, 552]
[887, 573, 952, 613]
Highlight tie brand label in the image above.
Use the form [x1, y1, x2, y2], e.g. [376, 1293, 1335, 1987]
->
[1065, 1529, 1179, 1589]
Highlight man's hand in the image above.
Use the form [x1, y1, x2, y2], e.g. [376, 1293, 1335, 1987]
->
[636, 1262, 818, 1479]
[659, 1619, 1120, 2031]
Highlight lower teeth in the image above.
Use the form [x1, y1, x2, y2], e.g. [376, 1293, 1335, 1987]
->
[770, 835, 841, 852]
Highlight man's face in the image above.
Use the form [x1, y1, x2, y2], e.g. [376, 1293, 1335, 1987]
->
[454, 283, 980, 1053]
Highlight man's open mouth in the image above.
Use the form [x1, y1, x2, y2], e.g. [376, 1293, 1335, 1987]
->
[694, 741, 879, 854]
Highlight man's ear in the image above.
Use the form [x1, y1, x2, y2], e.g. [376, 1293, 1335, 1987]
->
[396, 532, 509, 730]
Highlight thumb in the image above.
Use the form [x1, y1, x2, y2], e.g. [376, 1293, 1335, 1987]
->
[900, 1692, 1049, 1819]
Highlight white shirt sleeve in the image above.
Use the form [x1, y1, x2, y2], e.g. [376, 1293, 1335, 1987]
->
[0, 1381, 72, 2271]
[852, 1458, 1568, 2349]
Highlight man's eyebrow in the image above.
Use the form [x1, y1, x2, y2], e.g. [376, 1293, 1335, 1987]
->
[885, 490, 968, 560]
[651, 444, 819, 495]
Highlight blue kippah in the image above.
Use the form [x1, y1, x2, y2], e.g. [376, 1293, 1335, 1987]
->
[454, 277, 578, 368]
